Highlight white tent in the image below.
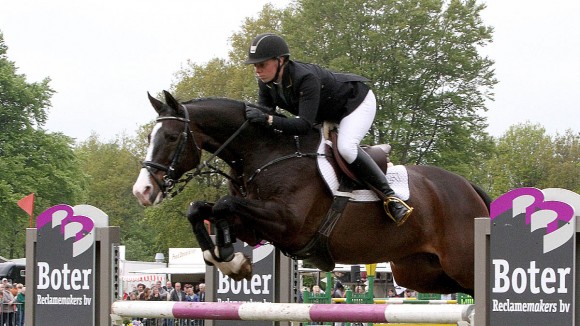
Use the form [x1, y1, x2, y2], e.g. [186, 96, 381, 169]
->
[129, 265, 206, 275]
[129, 248, 206, 275]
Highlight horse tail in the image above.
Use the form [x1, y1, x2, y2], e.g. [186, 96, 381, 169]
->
[470, 182, 492, 214]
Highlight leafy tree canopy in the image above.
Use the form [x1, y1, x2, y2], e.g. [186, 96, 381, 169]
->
[173, 0, 497, 173]
[0, 32, 84, 258]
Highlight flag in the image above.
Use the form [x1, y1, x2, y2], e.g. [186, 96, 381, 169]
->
[17, 193, 35, 216]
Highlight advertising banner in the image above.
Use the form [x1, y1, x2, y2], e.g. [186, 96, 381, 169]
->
[34, 204, 108, 326]
[490, 188, 579, 325]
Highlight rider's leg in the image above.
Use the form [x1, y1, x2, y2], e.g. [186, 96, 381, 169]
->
[337, 90, 413, 225]
[349, 148, 412, 224]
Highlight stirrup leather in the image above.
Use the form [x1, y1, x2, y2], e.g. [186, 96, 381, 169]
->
[383, 196, 413, 226]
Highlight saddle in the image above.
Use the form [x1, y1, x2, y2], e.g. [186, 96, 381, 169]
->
[326, 127, 392, 189]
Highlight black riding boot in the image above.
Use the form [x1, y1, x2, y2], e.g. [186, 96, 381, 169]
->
[348, 147, 413, 225]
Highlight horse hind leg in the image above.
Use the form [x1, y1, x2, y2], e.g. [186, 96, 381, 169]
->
[187, 201, 252, 281]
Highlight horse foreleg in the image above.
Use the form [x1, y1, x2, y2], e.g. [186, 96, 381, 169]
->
[208, 195, 298, 281]
[214, 215, 236, 262]
[188, 200, 252, 281]
[187, 201, 217, 265]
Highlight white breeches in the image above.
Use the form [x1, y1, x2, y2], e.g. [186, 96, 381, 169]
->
[336, 90, 377, 163]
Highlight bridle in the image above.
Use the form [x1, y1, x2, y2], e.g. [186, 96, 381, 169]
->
[141, 104, 196, 197]
[141, 104, 250, 198]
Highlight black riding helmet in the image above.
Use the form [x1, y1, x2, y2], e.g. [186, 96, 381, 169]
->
[244, 33, 290, 65]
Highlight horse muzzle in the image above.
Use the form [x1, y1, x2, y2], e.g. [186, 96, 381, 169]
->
[133, 168, 165, 206]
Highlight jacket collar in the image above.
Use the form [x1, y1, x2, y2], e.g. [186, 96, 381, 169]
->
[266, 60, 293, 89]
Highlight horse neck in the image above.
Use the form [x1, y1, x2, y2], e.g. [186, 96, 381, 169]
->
[186, 100, 320, 174]
[197, 122, 281, 169]
[187, 102, 263, 165]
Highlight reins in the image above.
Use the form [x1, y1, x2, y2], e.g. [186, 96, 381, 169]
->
[168, 120, 250, 197]
[142, 104, 249, 198]
[194, 120, 250, 174]
[246, 136, 324, 183]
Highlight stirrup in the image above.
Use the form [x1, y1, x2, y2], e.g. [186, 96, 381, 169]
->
[383, 196, 413, 226]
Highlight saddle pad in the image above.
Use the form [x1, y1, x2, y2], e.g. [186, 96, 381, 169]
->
[316, 133, 410, 202]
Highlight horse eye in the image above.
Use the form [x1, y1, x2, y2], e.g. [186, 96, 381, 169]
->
[166, 134, 179, 142]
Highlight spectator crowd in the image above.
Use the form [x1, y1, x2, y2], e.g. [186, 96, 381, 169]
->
[123, 281, 205, 326]
[1, 278, 25, 326]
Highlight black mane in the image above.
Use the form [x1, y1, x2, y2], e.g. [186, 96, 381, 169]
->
[182, 97, 273, 114]
[182, 97, 244, 107]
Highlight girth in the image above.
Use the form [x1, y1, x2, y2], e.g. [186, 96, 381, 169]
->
[282, 179, 354, 271]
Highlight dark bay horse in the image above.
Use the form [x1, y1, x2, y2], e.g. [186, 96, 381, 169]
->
[133, 91, 491, 295]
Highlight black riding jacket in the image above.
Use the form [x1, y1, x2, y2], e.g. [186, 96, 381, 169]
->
[257, 60, 370, 135]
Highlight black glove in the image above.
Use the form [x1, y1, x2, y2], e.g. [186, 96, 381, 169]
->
[245, 107, 269, 126]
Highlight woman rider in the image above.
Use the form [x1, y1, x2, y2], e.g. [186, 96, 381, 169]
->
[243, 33, 412, 225]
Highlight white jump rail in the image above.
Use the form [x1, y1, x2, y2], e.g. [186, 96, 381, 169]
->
[111, 301, 474, 324]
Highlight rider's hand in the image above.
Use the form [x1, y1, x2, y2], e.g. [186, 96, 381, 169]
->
[245, 107, 269, 126]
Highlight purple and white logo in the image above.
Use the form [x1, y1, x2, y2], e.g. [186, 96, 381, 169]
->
[491, 187, 577, 253]
[37, 205, 95, 257]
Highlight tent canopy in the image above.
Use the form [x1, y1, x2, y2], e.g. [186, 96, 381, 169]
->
[129, 265, 206, 275]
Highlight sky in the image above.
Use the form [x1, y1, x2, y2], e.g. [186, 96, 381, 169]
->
[1, 0, 578, 143]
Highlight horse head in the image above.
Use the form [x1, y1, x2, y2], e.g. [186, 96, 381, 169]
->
[133, 90, 200, 206]
[133, 90, 261, 206]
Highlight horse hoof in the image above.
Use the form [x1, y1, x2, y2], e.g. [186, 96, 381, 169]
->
[218, 244, 235, 262]
[227, 254, 253, 281]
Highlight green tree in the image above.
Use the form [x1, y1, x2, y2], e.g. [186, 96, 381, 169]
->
[544, 130, 579, 193]
[172, 4, 287, 102]
[0, 32, 85, 258]
[173, 0, 496, 174]
[74, 133, 161, 261]
[282, 0, 496, 168]
[173, 58, 235, 100]
[75, 134, 144, 229]
[483, 123, 577, 198]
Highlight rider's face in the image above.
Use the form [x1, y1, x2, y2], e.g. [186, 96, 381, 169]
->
[253, 58, 280, 83]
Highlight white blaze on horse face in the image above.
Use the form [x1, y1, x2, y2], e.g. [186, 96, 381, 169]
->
[132, 123, 163, 205]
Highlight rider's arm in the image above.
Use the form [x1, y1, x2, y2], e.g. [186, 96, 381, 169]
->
[270, 74, 319, 135]
[257, 83, 276, 113]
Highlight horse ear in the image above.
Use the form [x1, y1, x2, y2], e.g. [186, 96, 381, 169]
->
[163, 90, 180, 110]
[148, 92, 165, 114]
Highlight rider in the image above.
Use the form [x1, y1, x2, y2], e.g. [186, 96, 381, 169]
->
[243, 33, 413, 225]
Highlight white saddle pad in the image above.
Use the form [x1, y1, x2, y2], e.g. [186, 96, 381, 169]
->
[316, 133, 410, 202]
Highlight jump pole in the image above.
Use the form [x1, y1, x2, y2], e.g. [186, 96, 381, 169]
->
[332, 298, 459, 304]
[111, 301, 474, 324]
